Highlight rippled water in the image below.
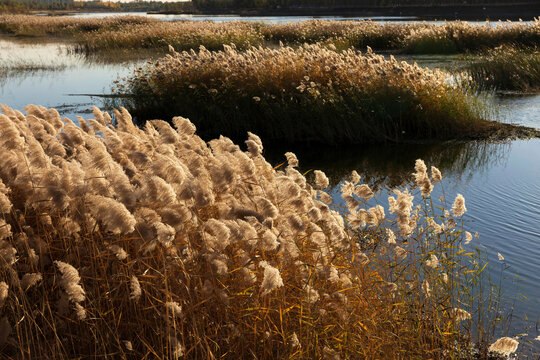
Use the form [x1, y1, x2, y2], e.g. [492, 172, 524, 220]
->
[1, 34, 540, 355]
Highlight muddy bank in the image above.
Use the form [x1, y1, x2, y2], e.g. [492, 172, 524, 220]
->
[468, 121, 540, 141]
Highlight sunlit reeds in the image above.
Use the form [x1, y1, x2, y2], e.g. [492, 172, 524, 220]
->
[115, 43, 490, 144]
[0, 14, 155, 37]
[465, 46, 540, 91]
[2, 15, 540, 54]
[0, 103, 505, 358]
[76, 20, 265, 52]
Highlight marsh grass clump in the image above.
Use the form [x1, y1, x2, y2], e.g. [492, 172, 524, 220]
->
[0, 104, 503, 358]
[0, 14, 155, 37]
[263, 20, 540, 54]
[115, 43, 489, 144]
[465, 46, 540, 91]
[75, 20, 264, 52]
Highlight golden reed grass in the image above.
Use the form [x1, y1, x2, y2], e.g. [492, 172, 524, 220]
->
[115, 43, 489, 144]
[465, 45, 540, 92]
[1, 15, 540, 53]
[0, 103, 512, 358]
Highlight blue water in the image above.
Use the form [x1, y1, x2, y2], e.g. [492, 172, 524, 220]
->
[68, 11, 417, 23]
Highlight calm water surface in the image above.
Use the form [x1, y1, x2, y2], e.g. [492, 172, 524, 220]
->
[69, 11, 417, 23]
[1, 33, 540, 355]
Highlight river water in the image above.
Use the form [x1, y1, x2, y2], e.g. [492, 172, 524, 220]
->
[1, 19, 540, 355]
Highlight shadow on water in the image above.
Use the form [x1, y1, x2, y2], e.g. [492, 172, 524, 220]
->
[265, 140, 510, 189]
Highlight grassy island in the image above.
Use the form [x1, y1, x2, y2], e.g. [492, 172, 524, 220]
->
[113, 43, 500, 145]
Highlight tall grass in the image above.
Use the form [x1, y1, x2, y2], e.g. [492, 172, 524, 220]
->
[114, 43, 491, 144]
[1, 15, 540, 53]
[465, 46, 540, 91]
[76, 20, 265, 52]
[0, 14, 155, 37]
[0, 103, 516, 358]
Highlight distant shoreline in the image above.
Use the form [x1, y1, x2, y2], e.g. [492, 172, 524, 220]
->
[149, 3, 540, 21]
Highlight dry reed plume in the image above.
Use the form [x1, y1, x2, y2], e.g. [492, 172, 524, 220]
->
[0, 103, 507, 358]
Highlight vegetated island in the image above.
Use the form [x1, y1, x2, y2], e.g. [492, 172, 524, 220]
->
[113, 43, 540, 145]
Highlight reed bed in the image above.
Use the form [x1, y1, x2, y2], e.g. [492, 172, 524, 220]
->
[0, 14, 155, 37]
[465, 46, 540, 91]
[0, 105, 517, 359]
[115, 43, 489, 144]
[2, 15, 540, 54]
[0, 103, 515, 358]
[76, 20, 264, 52]
[55, 18, 540, 54]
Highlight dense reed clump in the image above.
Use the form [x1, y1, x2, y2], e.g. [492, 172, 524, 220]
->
[115, 43, 491, 144]
[0, 14, 155, 37]
[0, 104, 506, 358]
[75, 20, 264, 52]
[465, 46, 540, 91]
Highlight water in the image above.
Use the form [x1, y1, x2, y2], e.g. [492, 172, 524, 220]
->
[1, 30, 540, 355]
[68, 11, 417, 23]
[56, 11, 536, 26]
[0, 37, 148, 118]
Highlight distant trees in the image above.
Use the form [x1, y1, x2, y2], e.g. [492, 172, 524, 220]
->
[192, 0, 537, 10]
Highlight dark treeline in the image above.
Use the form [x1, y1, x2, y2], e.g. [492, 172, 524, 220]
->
[0, 0, 537, 18]
[193, 0, 538, 10]
[0, 0, 194, 14]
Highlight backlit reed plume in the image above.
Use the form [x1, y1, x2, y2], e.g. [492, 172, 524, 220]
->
[488, 337, 519, 356]
[452, 194, 467, 217]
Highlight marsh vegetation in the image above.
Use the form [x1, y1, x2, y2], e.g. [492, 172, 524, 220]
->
[465, 46, 540, 92]
[0, 14, 539, 358]
[0, 104, 514, 359]
[2, 15, 540, 54]
[113, 43, 499, 145]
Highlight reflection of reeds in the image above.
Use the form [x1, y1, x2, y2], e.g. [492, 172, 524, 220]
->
[0, 62, 67, 74]
[115, 43, 489, 144]
[0, 104, 508, 359]
[465, 46, 540, 92]
[276, 140, 510, 189]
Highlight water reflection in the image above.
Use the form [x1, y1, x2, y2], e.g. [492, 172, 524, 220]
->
[270, 140, 510, 189]
[0, 38, 154, 118]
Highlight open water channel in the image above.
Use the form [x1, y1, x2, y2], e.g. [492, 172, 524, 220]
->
[1, 13, 540, 356]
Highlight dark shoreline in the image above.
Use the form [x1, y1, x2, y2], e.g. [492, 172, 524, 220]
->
[149, 3, 540, 21]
